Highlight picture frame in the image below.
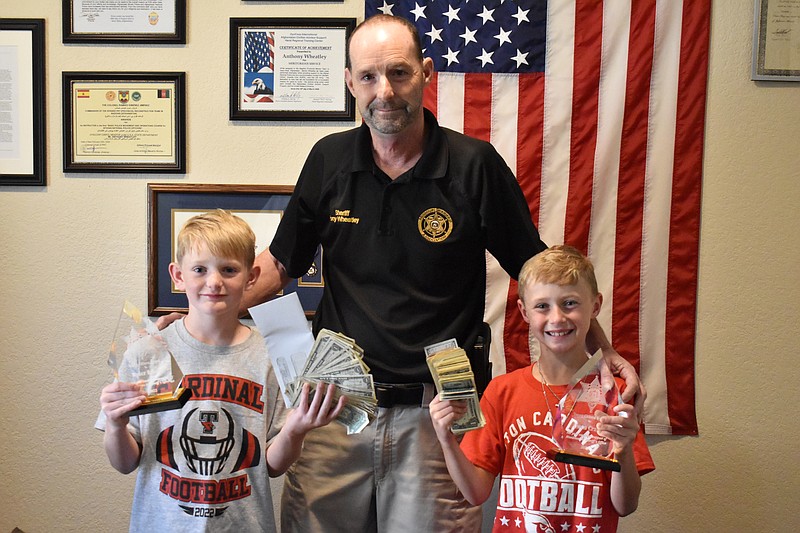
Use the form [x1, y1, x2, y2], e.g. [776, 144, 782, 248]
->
[148, 183, 324, 317]
[752, 0, 800, 81]
[62, 72, 186, 173]
[62, 0, 186, 44]
[230, 17, 356, 121]
[0, 19, 46, 186]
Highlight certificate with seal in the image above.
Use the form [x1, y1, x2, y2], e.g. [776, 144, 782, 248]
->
[62, 0, 186, 44]
[63, 72, 186, 173]
[230, 18, 356, 121]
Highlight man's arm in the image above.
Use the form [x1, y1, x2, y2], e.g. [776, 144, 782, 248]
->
[587, 319, 646, 415]
[240, 248, 291, 313]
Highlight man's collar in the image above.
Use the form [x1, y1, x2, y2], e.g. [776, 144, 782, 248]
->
[351, 108, 448, 180]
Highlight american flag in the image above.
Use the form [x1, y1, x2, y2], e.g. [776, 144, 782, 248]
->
[243, 30, 275, 103]
[244, 31, 273, 73]
[366, 0, 709, 435]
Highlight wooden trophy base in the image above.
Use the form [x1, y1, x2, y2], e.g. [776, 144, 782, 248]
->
[129, 387, 192, 416]
[547, 449, 621, 472]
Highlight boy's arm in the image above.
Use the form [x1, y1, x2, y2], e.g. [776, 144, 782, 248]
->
[587, 318, 646, 414]
[429, 395, 496, 505]
[598, 403, 642, 516]
[265, 382, 344, 477]
[100, 381, 145, 474]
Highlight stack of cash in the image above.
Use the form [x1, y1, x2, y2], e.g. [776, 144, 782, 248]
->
[288, 329, 377, 435]
[426, 345, 486, 434]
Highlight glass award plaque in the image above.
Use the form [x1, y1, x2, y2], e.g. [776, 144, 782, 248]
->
[108, 301, 191, 415]
[547, 350, 622, 472]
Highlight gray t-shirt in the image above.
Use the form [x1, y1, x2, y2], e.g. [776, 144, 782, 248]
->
[97, 319, 286, 532]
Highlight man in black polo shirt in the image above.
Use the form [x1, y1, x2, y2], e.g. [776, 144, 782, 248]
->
[244, 14, 642, 532]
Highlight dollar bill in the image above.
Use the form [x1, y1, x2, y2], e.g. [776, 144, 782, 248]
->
[425, 342, 486, 433]
[289, 330, 376, 434]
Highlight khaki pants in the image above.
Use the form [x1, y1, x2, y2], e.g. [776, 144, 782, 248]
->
[280, 386, 482, 532]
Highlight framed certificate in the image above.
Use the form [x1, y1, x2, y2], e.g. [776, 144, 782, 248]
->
[148, 183, 324, 317]
[230, 17, 356, 121]
[62, 72, 186, 173]
[752, 0, 800, 81]
[0, 19, 46, 186]
[62, 0, 186, 44]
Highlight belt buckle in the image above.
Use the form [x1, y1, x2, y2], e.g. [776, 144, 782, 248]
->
[376, 384, 396, 408]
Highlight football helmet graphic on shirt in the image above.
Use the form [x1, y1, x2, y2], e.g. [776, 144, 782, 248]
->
[179, 407, 236, 475]
[155, 406, 262, 475]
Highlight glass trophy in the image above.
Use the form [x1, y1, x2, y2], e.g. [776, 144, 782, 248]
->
[547, 350, 622, 472]
[108, 301, 191, 415]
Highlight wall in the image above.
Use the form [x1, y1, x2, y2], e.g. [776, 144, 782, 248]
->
[1, 1, 798, 532]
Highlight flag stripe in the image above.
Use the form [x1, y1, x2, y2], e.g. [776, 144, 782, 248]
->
[611, 1, 656, 375]
[660, 0, 709, 435]
[564, 0, 604, 254]
[640, 0, 683, 431]
[588, 1, 630, 345]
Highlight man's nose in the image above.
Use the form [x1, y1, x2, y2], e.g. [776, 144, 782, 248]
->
[376, 76, 395, 100]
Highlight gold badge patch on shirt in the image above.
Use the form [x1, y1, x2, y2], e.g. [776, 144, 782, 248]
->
[418, 208, 453, 243]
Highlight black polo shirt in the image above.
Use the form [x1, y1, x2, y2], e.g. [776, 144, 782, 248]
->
[270, 109, 545, 383]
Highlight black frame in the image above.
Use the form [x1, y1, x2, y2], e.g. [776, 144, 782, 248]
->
[147, 183, 324, 317]
[230, 17, 355, 121]
[62, 0, 187, 44]
[62, 71, 186, 173]
[0, 19, 46, 186]
[752, 0, 800, 81]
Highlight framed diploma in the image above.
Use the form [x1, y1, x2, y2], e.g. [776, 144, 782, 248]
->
[0, 19, 46, 187]
[752, 0, 800, 81]
[148, 183, 324, 317]
[63, 72, 186, 173]
[230, 18, 356, 121]
[62, 0, 186, 44]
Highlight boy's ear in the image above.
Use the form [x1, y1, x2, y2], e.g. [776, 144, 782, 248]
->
[516, 298, 530, 324]
[168, 262, 185, 291]
[592, 292, 603, 319]
[246, 264, 261, 290]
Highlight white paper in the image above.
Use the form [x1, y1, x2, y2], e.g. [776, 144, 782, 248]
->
[249, 292, 313, 407]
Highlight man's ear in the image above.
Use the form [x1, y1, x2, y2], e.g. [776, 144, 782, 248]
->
[422, 57, 434, 86]
[168, 262, 185, 291]
[345, 68, 355, 96]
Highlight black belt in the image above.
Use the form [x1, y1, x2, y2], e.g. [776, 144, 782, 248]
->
[375, 383, 426, 408]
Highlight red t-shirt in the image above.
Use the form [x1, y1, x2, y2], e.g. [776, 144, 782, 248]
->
[460, 366, 655, 532]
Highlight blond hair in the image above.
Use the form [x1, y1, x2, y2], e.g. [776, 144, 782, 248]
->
[518, 245, 598, 303]
[175, 209, 256, 268]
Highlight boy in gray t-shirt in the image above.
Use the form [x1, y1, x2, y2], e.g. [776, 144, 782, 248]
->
[98, 209, 344, 532]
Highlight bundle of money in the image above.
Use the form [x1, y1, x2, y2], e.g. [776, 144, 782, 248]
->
[288, 329, 377, 435]
[426, 344, 486, 434]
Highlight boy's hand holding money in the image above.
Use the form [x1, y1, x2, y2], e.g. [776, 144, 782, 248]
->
[266, 381, 346, 477]
[429, 393, 467, 444]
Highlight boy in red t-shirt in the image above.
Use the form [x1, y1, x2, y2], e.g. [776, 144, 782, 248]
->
[430, 245, 654, 532]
